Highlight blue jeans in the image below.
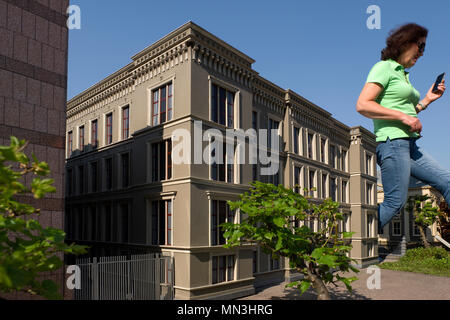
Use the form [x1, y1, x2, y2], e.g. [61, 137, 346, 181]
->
[377, 137, 450, 230]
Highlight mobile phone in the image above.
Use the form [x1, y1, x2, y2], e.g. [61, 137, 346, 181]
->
[432, 72, 445, 92]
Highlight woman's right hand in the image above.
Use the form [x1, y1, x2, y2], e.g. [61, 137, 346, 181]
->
[400, 114, 422, 133]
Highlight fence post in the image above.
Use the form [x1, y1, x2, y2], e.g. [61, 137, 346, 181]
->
[155, 257, 160, 300]
[92, 257, 99, 300]
[127, 261, 132, 300]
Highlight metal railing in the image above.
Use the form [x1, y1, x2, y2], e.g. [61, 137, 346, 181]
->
[74, 253, 174, 300]
[435, 235, 450, 249]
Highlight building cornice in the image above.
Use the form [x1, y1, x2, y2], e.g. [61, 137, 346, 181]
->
[252, 75, 286, 116]
[132, 21, 255, 67]
[350, 126, 377, 149]
[67, 22, 258, 116]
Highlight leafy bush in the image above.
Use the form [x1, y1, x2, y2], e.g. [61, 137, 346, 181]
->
[0, 137, 87, 299]
[222, 182, 359, 300]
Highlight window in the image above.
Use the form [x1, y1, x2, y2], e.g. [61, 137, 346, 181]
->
[151, 199, 173, 246]
[96, 206, 103, 241]
[367, 243, 374, 257]
[252, 111, 258, 130]
[342, 214, 350, 233]
[294, 127, 300, 154]
[120, 203, 129, 243]
[211, 200, 236, 246]
[77, 207, 83, 240]
[106, 113, 113, 145]
[367, 214, 375, 237]
[91, 120, 98, 148]
[104, 204, 112, 242]
[122, 105, 130, 139]
[79, 126, 84, 151]
[366, 183, 373, 205]
[270, 256, 280, 271]
[366, 153, 373, 175]
[252, 164, 258, 182]
[392, 218, 401, 236]
[336, 148, 341, 170]
[294, 167, 301, 193]
[320, 138, 326, 163]
[330, 145, 336, 169]
[90, 162, 98, 193]
[89, 206, 97, 241]
[68, 131, 73, 156]
[307, 133, 314, 159]
[67, 168, 73, 196]
[330, 177, 337, 201]
[253, 250, 258, 274]
[211, 84, 235, 127]
[112, 207, 119, 241]
[252, 113, 259, 182]
[342, 180, 348, 203]
[309, 170, 316, 197]
[121, 153, 130, 188]
[267, 168, 280, 186]
[78, 165, 84, 194]
[322, 173, 328, 198]
[268, 118, 280, 150]
[151, 140, 172, 182]
[342, 149, 348, 172]
[105, 158, 113, 191]
[212, 255, 235, 284]
[152, 83, 173, 126]
[211, 141, 234, 183]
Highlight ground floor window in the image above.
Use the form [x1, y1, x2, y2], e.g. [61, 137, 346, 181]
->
[212, 255, 235, 284]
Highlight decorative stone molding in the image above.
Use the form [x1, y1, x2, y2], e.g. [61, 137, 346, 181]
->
[190, 40, 255, 89]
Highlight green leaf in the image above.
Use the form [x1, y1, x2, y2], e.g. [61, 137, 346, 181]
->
[342, 232, 355, 239]
[299, 280, 311, 294]
[318, 255, 337, 268]
[286, 281, 299, 288]
[273, 217, 285, 228]
[275, 236, 283, 251]
[264, 232, 275, 241]
[311, 248, 325, 260]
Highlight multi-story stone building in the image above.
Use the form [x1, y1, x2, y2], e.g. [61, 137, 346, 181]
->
[377, 177, 445, 253]
[65, 22, 378, 300]
[0, 0, 69, 299]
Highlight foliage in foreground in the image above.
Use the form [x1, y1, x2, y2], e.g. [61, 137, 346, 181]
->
[0, 137, 87, 299]
[406, 195, 441, 248]
[222, 182, 359, 300]
[380, 247, 450, 277]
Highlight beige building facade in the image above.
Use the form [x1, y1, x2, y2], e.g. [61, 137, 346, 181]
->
[377, 178, 444, 252]
[65, 22, 378, 300]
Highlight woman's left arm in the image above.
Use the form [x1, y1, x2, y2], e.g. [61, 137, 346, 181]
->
[416, 80, 446, 113]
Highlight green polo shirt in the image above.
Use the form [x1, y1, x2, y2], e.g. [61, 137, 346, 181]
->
[365, 59, 421, 142]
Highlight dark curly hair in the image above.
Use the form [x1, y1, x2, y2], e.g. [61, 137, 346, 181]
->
[381, 23, 428, 61]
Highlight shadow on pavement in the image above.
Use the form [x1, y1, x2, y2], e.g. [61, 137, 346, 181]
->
[268, 286, 370, 300]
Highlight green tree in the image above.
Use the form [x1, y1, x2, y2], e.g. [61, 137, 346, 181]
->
[406, 195, 441, 248]
[0, 137, 87, 299]
[222, 182, 359, 300]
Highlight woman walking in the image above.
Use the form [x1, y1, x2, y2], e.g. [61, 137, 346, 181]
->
[356, 23, 448, 232]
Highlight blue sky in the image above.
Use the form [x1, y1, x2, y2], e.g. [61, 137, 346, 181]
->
[68, 0, 450, 171]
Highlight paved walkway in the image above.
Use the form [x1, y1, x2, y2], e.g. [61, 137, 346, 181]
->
[239, 268, 450, 300]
